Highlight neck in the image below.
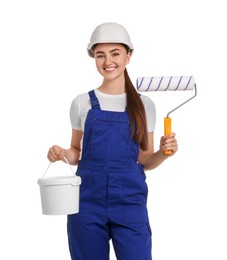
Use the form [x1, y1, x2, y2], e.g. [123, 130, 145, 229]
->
[98, 78, 125, 95]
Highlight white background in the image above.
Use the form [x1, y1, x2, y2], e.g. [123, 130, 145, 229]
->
[0, 0, 226, 259]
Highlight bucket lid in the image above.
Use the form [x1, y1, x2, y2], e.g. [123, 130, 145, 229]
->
[37, 175, 81, 186]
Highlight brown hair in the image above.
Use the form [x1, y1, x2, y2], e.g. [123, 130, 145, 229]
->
[124, 68, 148, 151]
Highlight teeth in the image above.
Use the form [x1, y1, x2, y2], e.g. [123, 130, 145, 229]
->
[105, 67, 116, 71]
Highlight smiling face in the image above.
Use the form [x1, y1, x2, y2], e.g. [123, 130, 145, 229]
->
[93, 43, 131, 83]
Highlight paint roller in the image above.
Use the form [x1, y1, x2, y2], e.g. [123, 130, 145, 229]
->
[136, 76, 197, 154]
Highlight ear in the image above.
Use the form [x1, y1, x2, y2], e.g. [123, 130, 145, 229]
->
[125, 52, 131, 65]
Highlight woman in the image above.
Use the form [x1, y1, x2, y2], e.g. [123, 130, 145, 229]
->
[48, 22, 178, 260]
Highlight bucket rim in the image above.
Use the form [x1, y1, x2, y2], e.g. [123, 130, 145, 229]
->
[37, 175, 81, 186]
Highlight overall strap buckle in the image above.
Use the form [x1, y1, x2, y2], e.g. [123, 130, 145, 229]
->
[88, 90, 100, 109]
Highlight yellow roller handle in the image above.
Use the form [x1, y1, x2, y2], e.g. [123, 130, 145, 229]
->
[164, 117, 172, 155]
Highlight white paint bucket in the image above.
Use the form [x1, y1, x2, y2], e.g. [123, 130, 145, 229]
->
[37, 157, 81, 215]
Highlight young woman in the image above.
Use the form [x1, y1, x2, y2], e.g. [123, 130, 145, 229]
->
[47, 22, 178, 260]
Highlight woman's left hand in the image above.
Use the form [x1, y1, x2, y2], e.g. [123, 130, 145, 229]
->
[160, 132, 178, 156]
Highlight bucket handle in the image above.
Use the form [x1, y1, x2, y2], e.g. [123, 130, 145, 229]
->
[42, 156, 75, 178]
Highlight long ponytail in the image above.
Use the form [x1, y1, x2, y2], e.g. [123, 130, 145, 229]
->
[124, 69, 148, 151]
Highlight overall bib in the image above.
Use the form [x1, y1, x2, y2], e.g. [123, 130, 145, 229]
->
[67, 90, 152, 260]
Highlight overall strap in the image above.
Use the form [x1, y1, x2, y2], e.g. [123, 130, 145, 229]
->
[88, 90, 100, 109]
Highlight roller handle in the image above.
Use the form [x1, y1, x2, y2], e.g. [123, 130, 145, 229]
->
[164, 117, 172, 155]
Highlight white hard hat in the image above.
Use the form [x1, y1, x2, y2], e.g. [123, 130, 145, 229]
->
[87, 22, 134, 57]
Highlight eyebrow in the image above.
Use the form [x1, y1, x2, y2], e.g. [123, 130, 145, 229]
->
[95, 48, 121, 55]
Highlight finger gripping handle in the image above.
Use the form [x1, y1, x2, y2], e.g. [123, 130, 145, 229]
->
[164, 117, 172, 155]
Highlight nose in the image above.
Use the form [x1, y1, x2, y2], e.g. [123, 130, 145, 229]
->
[104, 54, 112, 65]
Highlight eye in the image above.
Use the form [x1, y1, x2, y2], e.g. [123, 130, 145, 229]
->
[112, 52, 120, 57]
[96, 54, 104, 59]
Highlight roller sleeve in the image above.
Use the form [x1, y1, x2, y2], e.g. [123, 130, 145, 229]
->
[137, 76, 195, 92]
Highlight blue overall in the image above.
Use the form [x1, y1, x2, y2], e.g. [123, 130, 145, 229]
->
[67, 90, 152, 260]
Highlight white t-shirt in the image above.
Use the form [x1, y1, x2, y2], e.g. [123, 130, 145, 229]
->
[70, 89, 156, 132]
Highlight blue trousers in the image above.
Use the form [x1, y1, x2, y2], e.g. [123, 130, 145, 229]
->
[68, 213, 152, 259]
[67, 90, 152, 259]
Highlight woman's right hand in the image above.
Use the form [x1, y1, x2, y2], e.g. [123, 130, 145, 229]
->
[47, 145, 66, 163]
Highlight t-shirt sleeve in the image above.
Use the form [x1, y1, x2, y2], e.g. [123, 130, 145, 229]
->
[70, 96, 82, 130]
[141, 95, 156, 132]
